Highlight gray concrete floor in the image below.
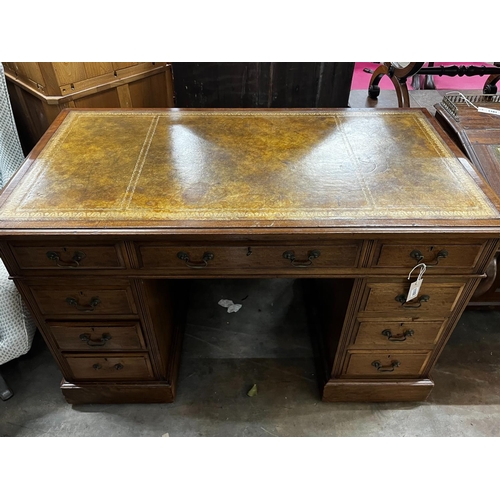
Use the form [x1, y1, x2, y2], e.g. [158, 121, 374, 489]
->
[1, 88, 499, 437]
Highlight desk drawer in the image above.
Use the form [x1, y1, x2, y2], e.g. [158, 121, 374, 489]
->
[64, 354, 154, 381]
[372, 240, 485, 271]
[28, 281, 137, 317]
[343, 350, 431, 378]
[48, 322, 145, 351]
[137, 242, 361, 271]
[353, 320, 446, 348]
[361, 281, 465, 317]
[10, 242, 125, 270]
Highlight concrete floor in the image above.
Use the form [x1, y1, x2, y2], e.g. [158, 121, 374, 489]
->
[1, 88, 499, 437]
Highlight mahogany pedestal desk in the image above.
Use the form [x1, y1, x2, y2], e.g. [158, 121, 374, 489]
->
[1, 108, 499, 404]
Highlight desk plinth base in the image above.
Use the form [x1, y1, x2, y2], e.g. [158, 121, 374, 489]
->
[60, 380, 176, 404]
[322, 378, 434, 403]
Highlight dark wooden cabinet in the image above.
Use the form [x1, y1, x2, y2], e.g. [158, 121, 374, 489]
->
[172, 62, 354, 108]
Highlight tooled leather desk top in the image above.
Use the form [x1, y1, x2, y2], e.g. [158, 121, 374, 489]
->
[0, 108, 499, 233]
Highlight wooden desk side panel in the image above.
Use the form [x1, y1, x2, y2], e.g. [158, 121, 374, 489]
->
[136, 279, 186, 385]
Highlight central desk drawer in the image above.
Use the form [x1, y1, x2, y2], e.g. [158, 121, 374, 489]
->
[137, 242, 362, 271]
[64, 354, 154, 381]
[48, 322, 145, 351]
[361, 281, 465, 317]
[10, 242, 126, 271]
[27, 280, 137, 317]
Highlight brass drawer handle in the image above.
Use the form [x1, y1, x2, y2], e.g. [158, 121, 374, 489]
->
[410, 249, 448, 266]
[382, 329, 414, 342]
[93, 362, 122, 371]
[79, 333, 112, 346]
[372, 360, 401, 372]
[177, 251, 214, 269]
[395, 294, 430, 308]
[283, 250, 321, 267]
[66, 296, 101, 312]
[46, 250, 86, 267]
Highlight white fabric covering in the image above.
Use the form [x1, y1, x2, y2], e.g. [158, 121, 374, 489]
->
[0, 62, 37, 366]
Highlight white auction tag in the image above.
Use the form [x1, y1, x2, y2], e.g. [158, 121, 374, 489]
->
[407, 277, 423, 301]
[478, 107, 500, 117]
[444, 92, 500, 119]
[406, 263, 427, 303]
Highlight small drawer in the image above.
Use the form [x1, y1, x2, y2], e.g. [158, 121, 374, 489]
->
[137, 242, 361, 271]
[28, 280, 137, 317]
[372, 240, 485, 271]
[48, 322, 145, 351]
[255, 244, 362, 270]
[138, 244, 253, 270]
[10, 242, 126, 270]
[342, 350, 431, 378]
[353, 320, 446, 347]
[64, 355, 154, 381]
[361, 281, 465, 317]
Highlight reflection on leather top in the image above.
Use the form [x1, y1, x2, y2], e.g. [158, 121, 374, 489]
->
[1, 109, 498, 226]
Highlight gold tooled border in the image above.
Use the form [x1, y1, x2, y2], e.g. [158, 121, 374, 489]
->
[2, 110, 498, 221]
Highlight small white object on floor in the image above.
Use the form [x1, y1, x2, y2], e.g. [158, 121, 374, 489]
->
[218, 299, 243, 313]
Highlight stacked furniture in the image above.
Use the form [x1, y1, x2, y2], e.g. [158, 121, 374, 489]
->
[368, 62, 500, 107]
